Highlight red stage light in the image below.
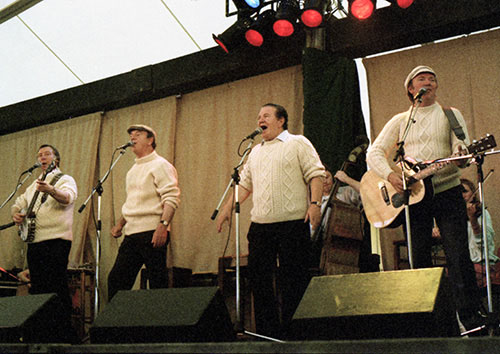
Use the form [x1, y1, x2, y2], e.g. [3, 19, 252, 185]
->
[349, 0, 375, 20]
[213, 36, 230, 53]
[245, 10, 275, 46]
[273, 0, 299, 37]
[301, 9, 323, 28]
[273, 19, 294, 37]
[213, 17, 253, 53]
[245, 29, 264, 46]
[397, 0, 414, 8]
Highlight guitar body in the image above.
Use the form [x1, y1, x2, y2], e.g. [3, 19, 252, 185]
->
[18, 210, 36, 242]
[360, 164, 433, 229]
[360, 135, 496, 229]
[17, 162, 56, 242]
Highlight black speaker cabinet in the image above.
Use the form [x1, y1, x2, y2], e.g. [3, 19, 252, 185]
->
[90, 287, 235, 343]
[0, 293, 69, 343]
[290, 268, 459, 340]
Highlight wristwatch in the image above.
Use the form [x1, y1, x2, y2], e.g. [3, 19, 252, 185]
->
[160, 220, 169, 226]
[310, 201, 321, 207]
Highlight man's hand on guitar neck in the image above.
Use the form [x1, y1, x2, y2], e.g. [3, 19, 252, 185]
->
[452, 145, 469, 168]
[12, 212, 26, 225]
[387, 172, 404, 195]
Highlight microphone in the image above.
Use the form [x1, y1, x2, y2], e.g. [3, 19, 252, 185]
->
[413, 87, 428, 100]
[22, 162, 42, 174]
[116, 141, 135, 150]
[244, 127, 263, 140]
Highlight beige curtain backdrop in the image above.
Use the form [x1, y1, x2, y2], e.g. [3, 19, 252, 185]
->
[0, 113, 101, 270]
[0, 66, 303, 305]
[363, 28, 500, 270]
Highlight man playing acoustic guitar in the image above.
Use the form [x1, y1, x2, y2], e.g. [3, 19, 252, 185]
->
[365, 66, 484, 334]
[11, 144, 78, 341]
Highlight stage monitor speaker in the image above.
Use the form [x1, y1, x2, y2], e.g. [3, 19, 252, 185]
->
[90, 287, 235, 343]
[0, 293, 69, 343]
[290, 267, 459, 340]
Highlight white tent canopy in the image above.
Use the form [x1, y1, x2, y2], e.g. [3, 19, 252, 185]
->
[0, 0, 238, 107]
[0, 0, 399, 109]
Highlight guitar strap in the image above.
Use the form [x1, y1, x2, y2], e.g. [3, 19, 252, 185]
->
[442, 107, 466, 141]
[40, 173, 64, 205]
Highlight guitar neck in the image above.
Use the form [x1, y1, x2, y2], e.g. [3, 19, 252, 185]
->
[25, 169, 51, 216]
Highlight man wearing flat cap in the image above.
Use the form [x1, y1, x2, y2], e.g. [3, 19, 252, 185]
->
[107, 124, 180, 300]
[366, 66, 484, 333]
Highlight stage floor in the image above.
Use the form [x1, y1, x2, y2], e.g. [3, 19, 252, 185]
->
[1, 336, 500, 353]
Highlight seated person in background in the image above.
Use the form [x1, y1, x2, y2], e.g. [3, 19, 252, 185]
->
[433, 178, 500, 288]
[311, 167, 360, 266]
[461, 178, 499, 288]
[334, 170, 361, 207]
[314, 165, 378, 273]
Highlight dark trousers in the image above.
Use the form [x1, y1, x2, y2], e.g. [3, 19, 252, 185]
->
[405, 185, 481, 318]
[27, 238, 75, 340]
[108, 230, 168, 301]
[247, 219, 312, 338]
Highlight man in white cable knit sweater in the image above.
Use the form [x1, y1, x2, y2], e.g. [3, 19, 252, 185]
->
[108, 124, 180, 301]
[12, 144, 78, 341]
[217, 103, 325, 338]
[366, 66, 484, 334]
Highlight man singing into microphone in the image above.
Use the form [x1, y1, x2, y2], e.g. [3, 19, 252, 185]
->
[217, 103, 325, 338]
[11, 144, 78, 341]
[366, 66, 484, 334]
[107, 124, 180, 300]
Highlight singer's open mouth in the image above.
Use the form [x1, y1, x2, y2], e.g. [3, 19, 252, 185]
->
[260, 126, 268, 130]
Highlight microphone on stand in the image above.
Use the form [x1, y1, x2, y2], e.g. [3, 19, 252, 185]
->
[22, 162, 42, 174]
[244, 127, 263, 140]
[413, 87, 428, 101]
[116, 141, 135, 150]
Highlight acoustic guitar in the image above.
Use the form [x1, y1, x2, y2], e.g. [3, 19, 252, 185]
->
[360, 135, 496, 229]
[18, 161, 56, 242]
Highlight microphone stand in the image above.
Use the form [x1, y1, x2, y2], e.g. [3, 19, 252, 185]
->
[0, 170, 37, 230]
[211, 138, 284, 343]
[393, 98, 423, 269]
[460, 149, 500, 336]
[78, 148, 128, 320]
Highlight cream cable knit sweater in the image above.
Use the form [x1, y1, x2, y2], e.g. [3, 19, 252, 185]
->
[12, 168, 77, 243]
[122, 151, 180, 235]
[367, 102, 470, 194]
[240, 131, 325, 224]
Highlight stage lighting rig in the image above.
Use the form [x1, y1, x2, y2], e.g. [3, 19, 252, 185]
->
[214, 0, 335, 53]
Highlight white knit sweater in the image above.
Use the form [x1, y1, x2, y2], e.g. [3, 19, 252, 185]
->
[122, 151, 180, 235]
[367, 103, 470, 194]
[12, 168, 77, 243]
[239, 131, 325, 224]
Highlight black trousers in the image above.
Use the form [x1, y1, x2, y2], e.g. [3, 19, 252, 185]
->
[27, 238, 75, 340]
[247, 219, 311, 338]
[405, 185, 481, 318]
[107, 230, 168, 301]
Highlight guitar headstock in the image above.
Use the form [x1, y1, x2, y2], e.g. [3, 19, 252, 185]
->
[43, 161, 57, 176]
[468, 134, 496, 154]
